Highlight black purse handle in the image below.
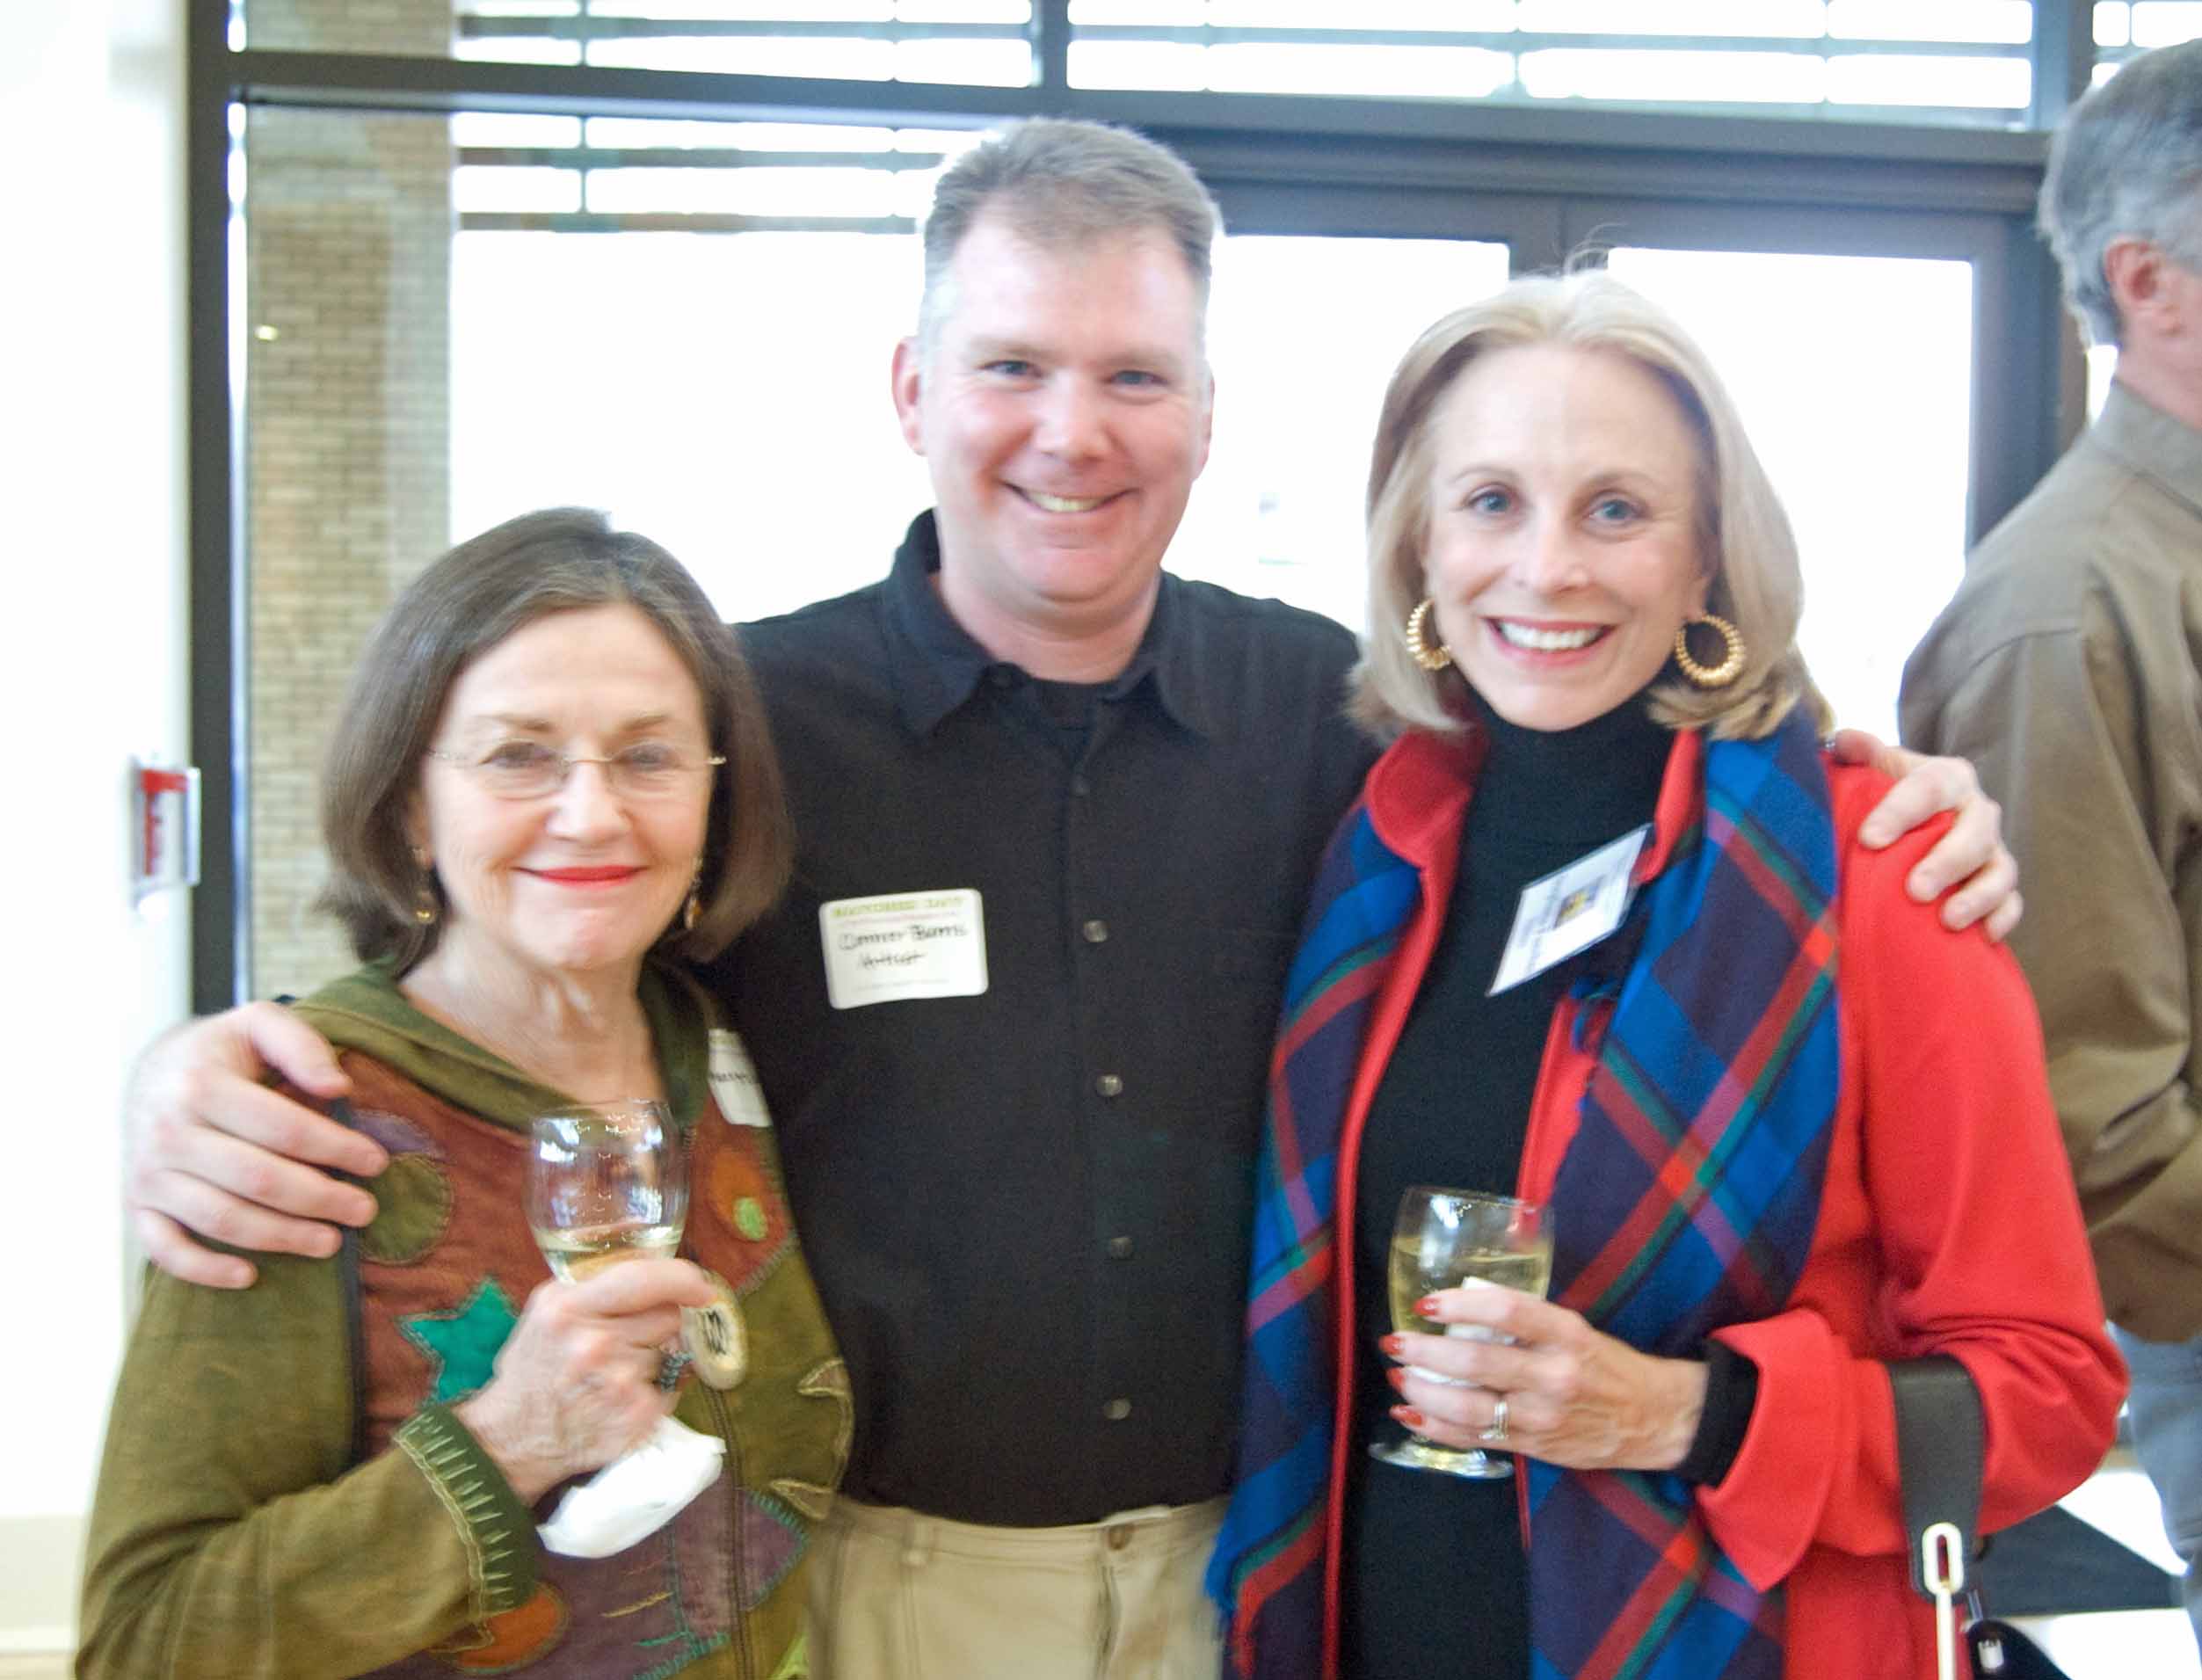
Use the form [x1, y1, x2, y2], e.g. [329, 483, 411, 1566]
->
[1890, 1356, 1986, 1679]
[1890, 1356, 1984, 1596]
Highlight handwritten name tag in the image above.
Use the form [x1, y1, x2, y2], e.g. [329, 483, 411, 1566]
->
[707, 1029, 772, 1127]
[818, 889, 989, 1010]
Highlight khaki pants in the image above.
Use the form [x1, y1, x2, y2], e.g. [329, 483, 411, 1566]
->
[806, 1495, 1226, 1680]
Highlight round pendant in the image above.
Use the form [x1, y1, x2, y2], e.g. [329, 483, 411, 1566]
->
[682, 1273, 746, 1390]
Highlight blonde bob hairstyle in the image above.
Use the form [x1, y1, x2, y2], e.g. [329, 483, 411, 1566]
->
[1352, 271, 1830, 745]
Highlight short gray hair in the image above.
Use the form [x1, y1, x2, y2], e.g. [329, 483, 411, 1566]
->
[1355, 272, 1830, 745]
[917, 119, 1222, 352]
[2040, 39, 2202, 347]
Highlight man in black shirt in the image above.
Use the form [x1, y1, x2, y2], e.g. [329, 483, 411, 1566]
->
[126, 120, 2022, 1677]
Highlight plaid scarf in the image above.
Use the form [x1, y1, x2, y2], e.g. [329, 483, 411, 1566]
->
[1209, 712, 1840, 1680]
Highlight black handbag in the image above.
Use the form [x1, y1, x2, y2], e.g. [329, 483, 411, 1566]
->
[1890, 1357, 2077, 1680]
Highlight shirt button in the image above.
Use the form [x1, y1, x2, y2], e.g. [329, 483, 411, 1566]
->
[1081, 919, 1109, 944]
[1106, 1523, 1134, 1551]
[1107, 1234, 1134, 1260]
[1095, 1073, 1123, 1099]
[1103, 1398, 1132, 1422]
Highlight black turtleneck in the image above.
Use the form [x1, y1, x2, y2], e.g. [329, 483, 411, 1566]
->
[1341, 695, 1668, 1680]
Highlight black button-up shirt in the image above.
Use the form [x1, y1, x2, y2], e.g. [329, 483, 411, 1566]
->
[709, 513, 1375, 1524]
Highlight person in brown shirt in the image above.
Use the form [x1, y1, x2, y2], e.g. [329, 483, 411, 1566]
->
[1901, 38, 2202, 1655]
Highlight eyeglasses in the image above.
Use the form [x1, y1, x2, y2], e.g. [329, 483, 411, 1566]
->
[425, 740, 726, 802]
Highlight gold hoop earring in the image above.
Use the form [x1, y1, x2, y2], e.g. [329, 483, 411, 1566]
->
[410, 848, 439, 925]
[1405, 599, 1454, 672]
[682, 865, 702, 933]
[1673, 613, 1746, 688]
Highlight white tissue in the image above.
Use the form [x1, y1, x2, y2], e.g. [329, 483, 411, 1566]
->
[537, 1415, 726, 1558]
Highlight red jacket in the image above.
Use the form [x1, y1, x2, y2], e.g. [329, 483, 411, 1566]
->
[1319, 727, 2126, 1677]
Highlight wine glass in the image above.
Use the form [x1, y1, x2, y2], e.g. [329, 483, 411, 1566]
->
[527, 1098, 689, 1283]
[1370, 1185, 1552, 1480]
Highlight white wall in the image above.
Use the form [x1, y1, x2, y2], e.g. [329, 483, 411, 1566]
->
[0, 0, 189, 1655]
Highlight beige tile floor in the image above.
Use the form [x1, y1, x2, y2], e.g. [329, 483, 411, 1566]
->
[4, 1465, 2191, 1678]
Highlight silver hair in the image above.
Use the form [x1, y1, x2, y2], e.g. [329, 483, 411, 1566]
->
[916, 119, 1222, 354]
[2040, 39, 2202, 347]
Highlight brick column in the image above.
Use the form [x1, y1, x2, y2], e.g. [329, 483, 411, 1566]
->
[243, 0, 454, 996]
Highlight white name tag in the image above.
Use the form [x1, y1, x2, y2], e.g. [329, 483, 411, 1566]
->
[707, 1029, 772, 1128]
[1488, 825, 1650, 995]
[818, 889, 989, 1010]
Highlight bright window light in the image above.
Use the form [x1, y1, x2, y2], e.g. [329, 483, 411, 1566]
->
[1517, 0, 1828, 38]
[1608, 247, 1973, 745]
[1825, 51, 2030, 105]
[1070, 0, 1202, 21]
[452, 231, 934, 623]
[889, 164, 954, 218]
[583, 118, 895, 149]
[585, 164, 904, 215]
[1068, 39, 1210, 87]
[1204, 42, 1515, 97]
[1179, 236, 1514, 629]
[1520, 47, 1827, 102]
[456, 33, 581, 62]
[585, 34, 898, 75]
[2133, 3, 2202, 46]
[895, 129, 987, 155]
[452, 164, 582, 213]
[898, 0, 1030, 20]
[1206, 0, 1514, 28]
[588, 2, 893, 18]
[1827, 0, 2031, 42]
[2086, 345, 2118, 421]
[892, 38, 1034, 84]
[452, 113, 583, 147]
[2095, 2, 2131, 42]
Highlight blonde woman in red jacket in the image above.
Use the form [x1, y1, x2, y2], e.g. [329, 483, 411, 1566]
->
[1210, 273, 2125, 1680]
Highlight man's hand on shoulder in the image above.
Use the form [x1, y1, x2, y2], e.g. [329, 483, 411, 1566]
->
[127, 1003, 387, 1288]
[1830, 728, 2023, 942]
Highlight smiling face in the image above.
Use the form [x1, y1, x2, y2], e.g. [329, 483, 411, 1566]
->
[411, 603, 714, 986]
[890, 209, 1215, 676]
[1422, 342, 1712, 733]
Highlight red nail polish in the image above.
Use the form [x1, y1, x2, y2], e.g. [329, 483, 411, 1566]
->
[1384, 1367, 1406, 1392]
[1415, 1296, 1443, 1318]
[1392, 1407, 1425, 1429]
[1377, 1334, 1403, 1356]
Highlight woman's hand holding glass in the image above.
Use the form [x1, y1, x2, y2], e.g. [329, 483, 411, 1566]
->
[454, 1255, 716, 1502]
[1385, 1284, 1711, 1475]
[450, 1099, 716, 1502]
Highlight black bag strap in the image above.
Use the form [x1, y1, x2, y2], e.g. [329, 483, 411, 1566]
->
[1890, 1355, 1985, 1599]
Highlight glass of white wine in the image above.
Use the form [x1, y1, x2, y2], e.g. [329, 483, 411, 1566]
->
[527, 1098, 689, 1282]
[1370, 1185, 1552, 1480]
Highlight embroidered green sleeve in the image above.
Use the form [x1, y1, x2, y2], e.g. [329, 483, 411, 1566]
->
[78, 1254, 533, 1679]
[394, 1404, 540, 1617]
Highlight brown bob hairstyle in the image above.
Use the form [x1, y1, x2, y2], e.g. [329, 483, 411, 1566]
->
[1353, 271, 1831, 745]
[317, 507, 793, 975]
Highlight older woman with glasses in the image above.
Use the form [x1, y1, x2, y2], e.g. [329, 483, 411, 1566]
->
[79, 509, 845, 1679]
